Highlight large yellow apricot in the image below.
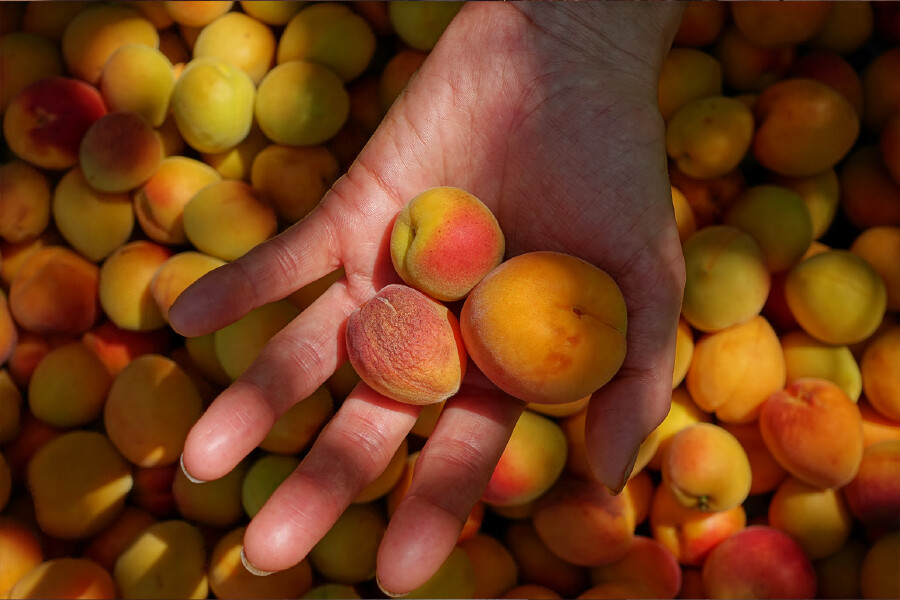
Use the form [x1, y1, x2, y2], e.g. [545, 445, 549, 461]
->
[193, 11, 276, 85]
[309, 502, 387, 584]
[781, 330, 862, 402]
[860, 325, 900, 422]
[6, 558, 117, 600]
[388, 1, 464, 51]
[100, 44, 174, 127]
[99, 241, 172, 332]
[149, 251, 227, 323]
[28, 342, 111, 429]
[461, 251, 627, 405]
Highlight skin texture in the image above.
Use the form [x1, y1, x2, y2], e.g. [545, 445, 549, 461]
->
[170, 2, 685, 595]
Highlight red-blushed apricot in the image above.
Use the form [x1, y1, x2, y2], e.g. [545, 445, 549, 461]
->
[760, 378, 864, 490]
[462, 251, 627, 405]
[250, 144, 340, 224]
[0, 32, 62, 114]
[199, 123, 269, 181]
[82, 321, 172, 377]
[391, 187, 505, 302]
[378, 47, 428, 114]
[278, 3, 376, 83]
[259, 385, 334, 455]
[388, 1, 463, 51]
[753, 78, 860, 177]
[51, 167, 134, 262]
[0, 517, 44, 597]
[681, 225, 770, 333]
[809, 1, 874, 55]
[183, 179, 278, 262]
[172, 459, 246, 528]
[8, 246, 99, 337]
[532, 475, 636, 567]
[0, 369, 22, 445]
[860, 325, 900, 423]
[130, 463, 177, 517]
[133, 156, 222, 245]
[242, 453, 300, 518]
[26, 430, 133, 539]
[171, 57, 256, 154]
[852, 227, 900, 313]
[768, 476, 853, 560]
[781, 329, 862, 402]
[730, 1, 832, 48]
[672, 0, 728, 47]
[209, 525, 314, 599]
[3, 76, 107, 171]
[668, 163, 747, 229]
[814, 538, 866, 600]
[255, 59, 350, 146]
[149, 251, 227, 323]
[99, 241, 173, 332]
[584, 536, 682, 600]
[239, 0, 303, 26]
[100, 45, 174, 128]
[702, 526, 817, 600]
[354, 437, 408, 504]
[787, 51, 864, 116]
[481, 410, 567, 507]
[862, 47, 900, 133]
[0, 161, 51, 244]
[724, 185, 813, 273]
[768, 168, 841, 241]
[6, 557, 117, 599]
[309, 502, 387, 585]
[346, 284, 466, 405]
[860, 531, 900, 600]
[504, 519, 589, 598]
[662, 423, 752, 512]
[194, 11, 275, 85]
[843, 440, 900, 533]
[784, 249, 887, 346]
[647, 387, 712, 472]
[713, 26, 795, 93]
[859, 396, 900, 449]
[213, 299, 299, 380]
[82, 506, 156, 573]
[113, 519, 208, 599]
[27, 341, 111, 429]
[839, 145, 900, 229]
[104, 354, 204, 467]
[666, 95, 754, 180]
[460, 532, 519, 599]
[79, 112, 164, 194]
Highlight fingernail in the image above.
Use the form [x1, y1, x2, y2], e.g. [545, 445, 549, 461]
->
[376, 573, 409, 598]
[240, 547, 274, 577]
[607, 446, 640, 496]
[180, 454, 206, 484]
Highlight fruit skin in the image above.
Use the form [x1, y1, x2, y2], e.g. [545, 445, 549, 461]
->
[346, 284, 466, 405]
[767, 476, 853, 560]
[78, 111, 164, 194]
[851, 226, 900, 312]
[842, 440, 900, 534]
[838, 145, 900, 229]
[6, 557, 117, 600]
[390, 186, 505, 302]
[730, 1, 833, 48]
[657, 47, 723, 123]
[0, 160, 51, 244]
[99, 44, 174, 127]
[860, 531, 900, 600]
[860, 325, 900, 422]
[759, 378, 864, 490]
[461, 251, 627, 405]
[585, 535, 682, 600]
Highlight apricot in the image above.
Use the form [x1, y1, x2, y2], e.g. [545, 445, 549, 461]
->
[662, 423, 752, 512]
[781, 329, 862, 402]
[859, 397, 900, 449]
[860, 325, 900, 423]
[701, 525, 817, 600]
[302, 583, 362, 599]
[113, 519, 208, 599]
[27, 430, 133, 539]
[209, 525, 313, 599]
[27, 341, 111, 429]
[668, 164, 746, 229]
[752, 78, 860, 177]
[0, 369, 22, 445]
[309, 502, 386, 584]
[213, 299, 300, 380]
[100, 45, 174, 127]
[388, 1, 463, 51]
[860, 531, 900, 600]
[666, 95, 754, 180]
[82, 507, 156, 572]
[278, 3, 377, 83]
[79, 112, 164, 194]
[164, 0, 233, 26]
[646, 387, 711, 472]
[193, 11, 275, 85]
[171, 459, 246, 528]
[768, 476, 853, 560]
[255, 59, 350, 146]
[759, 378, 864, 490]
[20, 1, 95, 40]
[768, 168, 840, 240]
[182, 333, 231, 386]
[808, 1, 874, 55]
[391, 187, 505, 302]
[405, 545, 477, 600]
[843, 440, 900, 533]
[258, 385, 334, 455]
[460, 533, 519, 599]
[528, 394, 591, 419]
[721, 421, 788, 496]
[378, 47, 428, 114]
[133, 156, 222, 245]
[787, 51, 864, 116]
[585, 536, 682, 600]
[250, 144, 339, 224]
[98, 241, 172, 332]
[171, 57, 256, 154]
[200, 123, 269, 181]
[354, 437, 407, 504]
[784, 249, 887, 345]
[680, 225, 770, 333]
[672, 0, 728, 47]
[503, 519, 589, 598]
[51, 167, 134, 262]
[242, 453, 300, 518]
[814, 539, 866, 600]
[838, 145, 900, 229]
[658, 48, 723, 126]
[6, 558, 116, 600]
[671, 186, 697, 245]
[481, 410, 567, 507]
[239, 0, 303, 26]
[104, 354, 204, 467]
[130, 463, 177, 517]
[861, 47, 900, 133]
[851, 227, 900, 313]
[3, 76, 107, 171]
[462, 251, 627, 405]
[730, 1, 832, 48]
[61, 4, 158, 85]
[346, 284, 466, 405]
[0, 32, 62, 115]
[713, 26, 794, 93]
[8, 246, 99, 336]
[0, 517, 44, 597]
[149, 251, 227, 323]
[0, 161, 51, 244]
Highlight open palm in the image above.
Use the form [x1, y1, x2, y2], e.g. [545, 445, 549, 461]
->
[171, 2, 685, 594]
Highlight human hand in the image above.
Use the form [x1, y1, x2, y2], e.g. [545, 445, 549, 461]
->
[170, 2, 686, 595]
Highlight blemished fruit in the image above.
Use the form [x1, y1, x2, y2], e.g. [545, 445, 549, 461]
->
[1, 3, 898, 599]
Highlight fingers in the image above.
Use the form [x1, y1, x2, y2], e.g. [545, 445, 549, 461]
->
[375, 388, 525, 596]
[241, 384, 420, 574]
[169, 207, 341, 338]
[181, 280, 358, 482]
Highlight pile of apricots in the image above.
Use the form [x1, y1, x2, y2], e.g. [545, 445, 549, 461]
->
[1, 1, 899, 599]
